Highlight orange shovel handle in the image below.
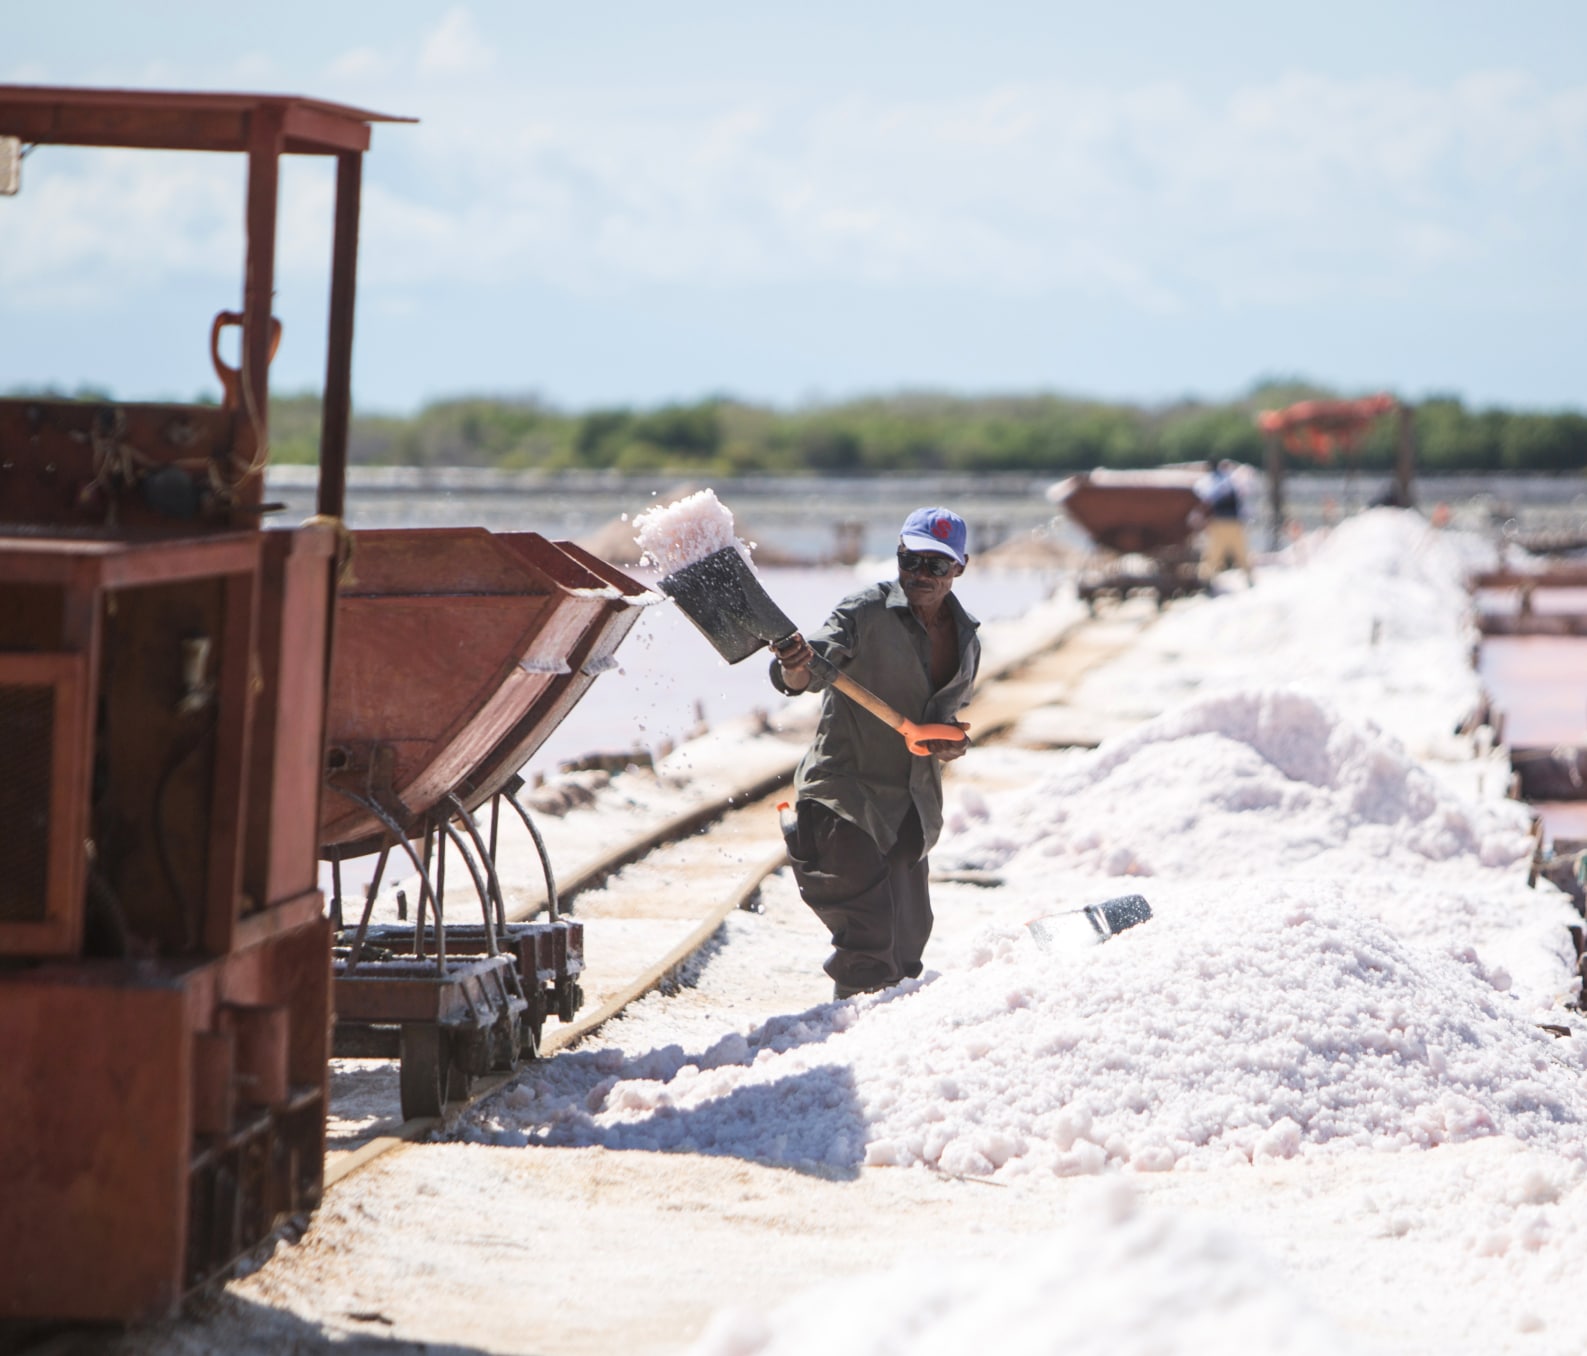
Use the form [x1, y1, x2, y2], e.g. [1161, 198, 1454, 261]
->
[827, 669, 968, 758]
[898, 720, 970, 757]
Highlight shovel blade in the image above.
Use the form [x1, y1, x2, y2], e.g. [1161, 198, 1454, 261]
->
[659, 546, 799, 665]
[1027, 893, 1152, 953]
[1086, 893, 1152, 937]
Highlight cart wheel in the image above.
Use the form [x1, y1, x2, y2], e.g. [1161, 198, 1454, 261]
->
[399, 1023, 451, 1120]
[447, 1029, 483, 1103]
[557, 979, 584, 1024]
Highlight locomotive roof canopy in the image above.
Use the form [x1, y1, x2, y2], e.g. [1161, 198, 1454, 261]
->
[0, 84, 415, 156]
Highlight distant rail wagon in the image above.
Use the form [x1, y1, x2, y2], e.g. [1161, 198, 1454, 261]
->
[1048, 468, 1207, 610]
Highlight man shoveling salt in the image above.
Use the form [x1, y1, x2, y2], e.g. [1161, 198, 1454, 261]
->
[769, 507, 980, 999]
[633, 493, 980, 1000]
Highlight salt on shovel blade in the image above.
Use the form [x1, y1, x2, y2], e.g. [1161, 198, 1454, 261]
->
[659, 545, 799, 665]
[1027, 894, 1152, 953]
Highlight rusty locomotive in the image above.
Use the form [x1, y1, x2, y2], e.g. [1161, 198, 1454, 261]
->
[0, 85, 647, 1324]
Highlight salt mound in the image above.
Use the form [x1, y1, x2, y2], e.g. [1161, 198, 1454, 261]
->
[1079, 508, 1485, 754]
[939, 688, 1532, 879]
[692, 1180, 1360, 1356]
[855, 888, 1587, 1177]
[633, 488, 749, 572]
[1311, 507, 1473, 595]
[476, 882, 1587, 1178]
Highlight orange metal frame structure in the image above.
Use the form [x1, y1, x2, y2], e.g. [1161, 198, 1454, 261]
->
[0, 86, 410, 1323]
[1256, 393, 1417, 547]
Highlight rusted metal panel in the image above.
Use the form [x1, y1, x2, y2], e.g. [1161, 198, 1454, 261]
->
[220, 1002, 292, 1108]
[325, 594, 558, 816]
[92, 575, 234, 956]
[232, 887, 325, 954]
[342, 526, 556, 595]
[0, 531, 315, 963]
[0, 101, 247, 151]
[0, 652, 90, 955]
[247, 529, 337, 909]
[0, 965, 193, 1322]
[460, 539, 659, 808]
[200, 914, 333, 1089]
[320, 529, 606, 848]
[0, 927, 327, 1323]
[192, 1030, 237, 1136]
[282, 103, 372, 155]
[0, 398, 249, 533]
[0, 533, 262, 589]
[334, 953, 521, 1025]
[201, 567, 263, 955]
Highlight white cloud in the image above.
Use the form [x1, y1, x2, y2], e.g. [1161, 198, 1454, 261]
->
[326, 47, 388, 82]
[230, 52, 280, 87]
[3, 68, 1583, 317]
[418, 7, 495, 78]
[0, 149, 241, 305]
[372, 70, 1583, 305]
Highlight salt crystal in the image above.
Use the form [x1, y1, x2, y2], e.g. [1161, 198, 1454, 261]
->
[632, 488, 750, 572]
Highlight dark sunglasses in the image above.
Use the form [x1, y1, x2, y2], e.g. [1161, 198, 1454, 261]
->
[897, 550, 956, 578]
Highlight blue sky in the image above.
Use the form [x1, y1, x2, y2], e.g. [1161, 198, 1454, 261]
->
[3, 2, 1584, 414]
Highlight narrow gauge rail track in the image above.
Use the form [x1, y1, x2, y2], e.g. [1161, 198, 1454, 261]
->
[322, 598, 1154, 1185]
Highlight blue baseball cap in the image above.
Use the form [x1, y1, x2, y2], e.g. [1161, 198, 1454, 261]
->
[899, 507, 968, 566]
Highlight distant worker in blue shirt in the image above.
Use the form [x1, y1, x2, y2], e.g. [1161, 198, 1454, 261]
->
[1194, 459, 1255, 588]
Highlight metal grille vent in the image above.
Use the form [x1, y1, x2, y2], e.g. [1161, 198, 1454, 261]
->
[0, 684, 54, 922]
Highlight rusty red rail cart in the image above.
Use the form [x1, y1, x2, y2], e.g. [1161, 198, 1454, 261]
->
[319, 526, 655, 1117]
[1048, 468, 1208, 611]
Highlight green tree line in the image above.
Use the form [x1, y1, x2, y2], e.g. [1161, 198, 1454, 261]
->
[14, 379, 1587, 476]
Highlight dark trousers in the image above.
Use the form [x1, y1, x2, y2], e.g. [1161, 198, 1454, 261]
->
[783, 800, 931, 993]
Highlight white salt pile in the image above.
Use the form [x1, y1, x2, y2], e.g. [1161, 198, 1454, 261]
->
[473, 875, 1587, 1178]
[943, 687, 1532, 881]
[938, 687, 1576, 1005]
[467, 640, 1584, 1179]
[1079, 508, 1491, 756]
[633, 488, 751, 573]
[693, 1179, 1362, 1356]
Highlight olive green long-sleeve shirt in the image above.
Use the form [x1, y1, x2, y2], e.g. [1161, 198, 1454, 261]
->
[769, 579, 981, 856]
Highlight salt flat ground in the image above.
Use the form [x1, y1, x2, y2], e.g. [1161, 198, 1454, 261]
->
[87, 510, 1587, 1356]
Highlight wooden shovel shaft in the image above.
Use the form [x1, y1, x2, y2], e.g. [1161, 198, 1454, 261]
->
[826, 669, 968, 757]
[827, 670, 910, 733]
